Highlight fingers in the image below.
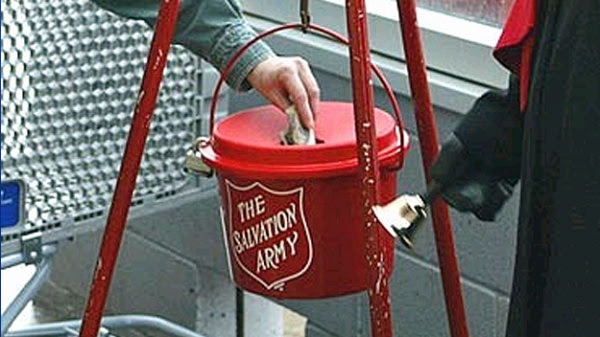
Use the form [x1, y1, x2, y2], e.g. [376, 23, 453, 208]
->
[268, 89, 293, 112]
[246, 56, 321, 130]
[279, 69, 314, 129]
[296, 58, 320, 123]
[278, 58, 318, 129]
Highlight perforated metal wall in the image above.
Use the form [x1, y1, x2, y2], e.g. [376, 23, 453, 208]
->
[1, 0, 213, 231]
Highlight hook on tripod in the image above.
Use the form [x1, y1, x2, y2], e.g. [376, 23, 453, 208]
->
[300, 0, 311, 33]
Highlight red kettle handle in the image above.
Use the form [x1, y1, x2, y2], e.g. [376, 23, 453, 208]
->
[208, 22, 406, 167]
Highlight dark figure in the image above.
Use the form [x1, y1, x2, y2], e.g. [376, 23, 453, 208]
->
[431, 1, 600, 336]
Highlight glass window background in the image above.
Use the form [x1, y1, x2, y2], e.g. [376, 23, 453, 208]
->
[417, 0, 512, 26]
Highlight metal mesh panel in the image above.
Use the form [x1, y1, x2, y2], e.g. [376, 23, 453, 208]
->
[1, 0, 202, 229]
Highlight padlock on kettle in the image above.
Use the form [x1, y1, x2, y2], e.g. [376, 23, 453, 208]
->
[183, 137, 213, 177]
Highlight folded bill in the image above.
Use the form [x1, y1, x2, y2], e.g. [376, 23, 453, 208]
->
[281, 106, 316, 145]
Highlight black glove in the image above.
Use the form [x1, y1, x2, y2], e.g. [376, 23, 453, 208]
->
[431, 135, 518, 221]
[431, 76, 523, 222]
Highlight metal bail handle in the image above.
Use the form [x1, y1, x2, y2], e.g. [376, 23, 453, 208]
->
[207, 22, 407, 168]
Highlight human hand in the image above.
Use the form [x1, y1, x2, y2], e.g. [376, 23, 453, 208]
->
[430, 85, 523, 222]
[246, 56, 320, 129]
[430, 134, 517, 222]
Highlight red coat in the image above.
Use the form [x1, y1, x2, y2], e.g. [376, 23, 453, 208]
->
[493, 0, 536, 111]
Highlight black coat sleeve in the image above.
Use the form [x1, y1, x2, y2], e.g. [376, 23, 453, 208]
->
[454, 75, 524, 180]
[430, 75, 524, 221]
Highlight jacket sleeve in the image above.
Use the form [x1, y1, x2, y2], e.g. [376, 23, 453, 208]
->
[91, 0, 275, 91]
[430, 75, 524, 221]
[454, 75, 524, 180]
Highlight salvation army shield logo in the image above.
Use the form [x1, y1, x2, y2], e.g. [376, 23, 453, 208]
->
[224, 180, 313, 291]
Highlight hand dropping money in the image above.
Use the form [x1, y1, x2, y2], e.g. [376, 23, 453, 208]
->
[281, 106, 316, 145]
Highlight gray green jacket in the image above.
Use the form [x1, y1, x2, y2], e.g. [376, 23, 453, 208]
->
[91, 0, 275, 91]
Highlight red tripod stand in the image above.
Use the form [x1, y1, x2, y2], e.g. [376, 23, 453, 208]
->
[343, 0, 470, 335]
[78, 1, 470, 336]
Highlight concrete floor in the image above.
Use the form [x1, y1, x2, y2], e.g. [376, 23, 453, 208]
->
[283, 309, 306, 337]
[2, 266, 306, 337]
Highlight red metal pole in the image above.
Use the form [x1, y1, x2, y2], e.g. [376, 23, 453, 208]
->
[345, 1, 394, 336]
[78, 1, 181, 336]
[395, 1, 470, 336]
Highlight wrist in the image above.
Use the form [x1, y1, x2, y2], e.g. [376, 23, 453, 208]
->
[209, 21, 275, 91]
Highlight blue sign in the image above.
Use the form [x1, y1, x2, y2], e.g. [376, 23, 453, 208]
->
[1, 180, 25, 229]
